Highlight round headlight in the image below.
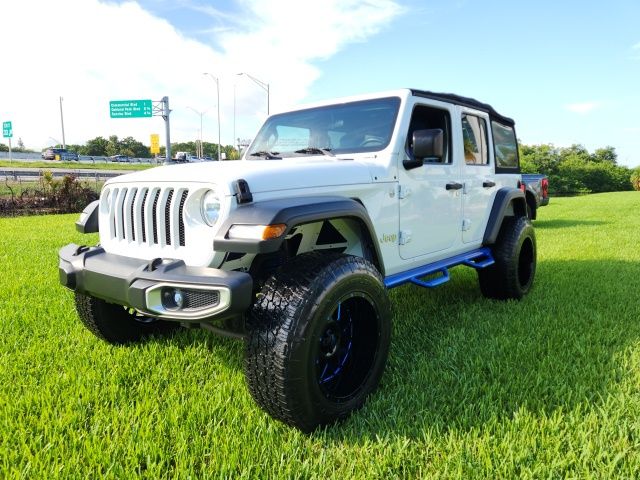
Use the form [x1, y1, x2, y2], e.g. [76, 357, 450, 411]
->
[201, 190, 221, 226]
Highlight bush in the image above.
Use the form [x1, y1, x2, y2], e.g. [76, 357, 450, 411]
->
[0, 173, 98, 216]
[631, 168, 640, 191]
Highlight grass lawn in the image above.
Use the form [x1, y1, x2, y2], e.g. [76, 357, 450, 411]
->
[1, 192, 639, 478]
[0, 159, 154, 171]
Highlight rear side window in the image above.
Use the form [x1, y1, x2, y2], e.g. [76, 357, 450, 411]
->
[462, 114, 488, 165]
[491, 121, 519, 171]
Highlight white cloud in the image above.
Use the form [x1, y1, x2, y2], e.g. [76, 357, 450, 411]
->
[0, 0, 402, 150]
[564, 102, 601, 115]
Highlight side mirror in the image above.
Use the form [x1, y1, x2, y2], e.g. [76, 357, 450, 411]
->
[404, 128, 444, 170]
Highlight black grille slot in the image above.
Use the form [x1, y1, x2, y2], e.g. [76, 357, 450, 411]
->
[140, 190, 148, 243]
[152, 190, 160, 244]
[183, 290, 220, 311]
[130, 189, 137, 241]
[178, 190, 188, 247]
[165, 189, 174, 246]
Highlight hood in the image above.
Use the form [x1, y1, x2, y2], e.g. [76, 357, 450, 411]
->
[107, 157, 374, 195]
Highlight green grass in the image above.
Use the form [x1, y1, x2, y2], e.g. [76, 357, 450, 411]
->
[1, 192, 640, 478]
[0, 159, 153, 171]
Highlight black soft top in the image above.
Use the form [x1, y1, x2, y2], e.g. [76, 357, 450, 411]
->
[410, 89, 515, 126]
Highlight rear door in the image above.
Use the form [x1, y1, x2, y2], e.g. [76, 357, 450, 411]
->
[459, 109, 495, 244]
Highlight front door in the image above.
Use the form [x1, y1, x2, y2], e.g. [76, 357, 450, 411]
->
[398, 102, 462, 260]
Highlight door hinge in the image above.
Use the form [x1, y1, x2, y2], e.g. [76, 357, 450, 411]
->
[462, 219, 471, 231]
[399, 230, 412, 245]
[398, 185, 412, 199]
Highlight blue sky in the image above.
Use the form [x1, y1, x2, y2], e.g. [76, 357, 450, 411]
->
[2, 0, 639, 166]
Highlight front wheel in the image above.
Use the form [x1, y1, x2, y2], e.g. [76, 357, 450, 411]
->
[478, 216, 536, 300]
[75, 293, 178, 345]
[244, 253, 391, 432]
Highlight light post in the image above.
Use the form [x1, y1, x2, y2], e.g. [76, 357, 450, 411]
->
[59, 96, 66, 149]
[203, 73, 221, 160]
[187, 107, 207, 158]
[237, 72, 269, 115]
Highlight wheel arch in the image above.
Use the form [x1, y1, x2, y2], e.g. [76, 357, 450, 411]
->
[213, 195, 384, 274]
[483, 187, 528, 245]
[525, 190, 537, 220]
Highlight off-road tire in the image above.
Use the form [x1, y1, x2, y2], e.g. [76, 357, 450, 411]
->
[75, 293, 178, 345]
[245, 253, 391, 432]
[478, 216, 536, 300]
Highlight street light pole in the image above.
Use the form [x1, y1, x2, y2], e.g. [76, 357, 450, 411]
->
[59, 96, 66, 149]
[203, 73, 221, 160]
[237, 72, 269, 115]
[187, 107, 206, 158]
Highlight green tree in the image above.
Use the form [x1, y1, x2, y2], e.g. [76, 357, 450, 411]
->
[592, 146, 617, 164]
[84, 136, 110, 156]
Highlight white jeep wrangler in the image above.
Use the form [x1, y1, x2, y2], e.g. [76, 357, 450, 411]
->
[59, 89, 535, 431]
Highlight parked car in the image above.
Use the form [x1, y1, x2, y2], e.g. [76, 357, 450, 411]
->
[42, 148, 79, 161]
[521, 173, 550, 220]
[60, 88, 535, 432]
[109, 155, 130, 163]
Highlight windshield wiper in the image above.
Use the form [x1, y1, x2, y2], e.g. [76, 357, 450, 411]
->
[249, 151, 281, 159]
[293, 147, 335, 157]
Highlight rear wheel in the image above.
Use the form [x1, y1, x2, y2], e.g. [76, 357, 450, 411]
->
[479, 216, 536, 300]
[244, 253, 391, 432]
[75, 293, 178, 345]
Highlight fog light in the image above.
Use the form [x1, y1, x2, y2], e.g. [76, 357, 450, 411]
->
[161, 287, 184, 310]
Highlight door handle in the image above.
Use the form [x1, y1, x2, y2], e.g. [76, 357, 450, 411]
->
[446, 182, 463, 191]
[482, 181, 496, 188]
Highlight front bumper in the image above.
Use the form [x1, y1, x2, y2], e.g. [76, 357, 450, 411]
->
[59, 244, 253, 321]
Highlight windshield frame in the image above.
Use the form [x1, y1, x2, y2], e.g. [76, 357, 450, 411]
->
[245, 96, 401, 159]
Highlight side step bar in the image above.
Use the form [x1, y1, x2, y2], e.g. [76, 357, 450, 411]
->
[384, 248, 494, 289]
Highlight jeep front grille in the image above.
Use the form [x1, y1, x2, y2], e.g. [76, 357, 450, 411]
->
[109, 187, 189, 247]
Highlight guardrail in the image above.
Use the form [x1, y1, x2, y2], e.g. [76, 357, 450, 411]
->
[0, 168, 122, 181]
[0, 152, 161, 164]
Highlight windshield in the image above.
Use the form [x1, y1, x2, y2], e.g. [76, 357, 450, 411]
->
[246, 97, 401, 158]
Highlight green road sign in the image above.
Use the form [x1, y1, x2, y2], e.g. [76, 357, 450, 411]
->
[109, 100, 153, 118]
[2, 121, 12, 138]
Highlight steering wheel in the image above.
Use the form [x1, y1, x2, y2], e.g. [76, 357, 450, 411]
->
[359, 136, 384, 147]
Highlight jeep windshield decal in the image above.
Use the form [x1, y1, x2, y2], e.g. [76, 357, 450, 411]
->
[246, 97, 401, 159]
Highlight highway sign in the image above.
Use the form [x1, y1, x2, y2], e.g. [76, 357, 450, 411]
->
[110, 100, 152, 118]
[150, 133, 160, 154]
[2, 121, 12, 138]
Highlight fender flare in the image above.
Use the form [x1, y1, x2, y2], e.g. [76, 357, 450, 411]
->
[482, 188, 527, 245]
[76, 200, 99, 234]
[213, 195, 383, 272]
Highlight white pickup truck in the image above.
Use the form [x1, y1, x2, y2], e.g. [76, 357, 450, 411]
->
[59, 89, 536, 431]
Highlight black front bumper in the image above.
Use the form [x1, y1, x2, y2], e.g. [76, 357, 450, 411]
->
[59, 244, 253, 321]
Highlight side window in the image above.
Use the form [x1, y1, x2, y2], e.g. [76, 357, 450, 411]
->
[491, 121, 519, 170]
[461, 114, 488, 165]
[406, 105, 451, 164]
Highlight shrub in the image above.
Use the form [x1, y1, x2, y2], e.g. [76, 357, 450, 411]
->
[631, 168, 640, 191]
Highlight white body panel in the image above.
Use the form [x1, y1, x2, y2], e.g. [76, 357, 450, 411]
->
[97, 88, 521, 278]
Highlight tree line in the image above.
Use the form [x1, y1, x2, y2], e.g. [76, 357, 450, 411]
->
[0, 136, 241, 160]
[520, 144, 640, 194]
[2, 138, 639, 192]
